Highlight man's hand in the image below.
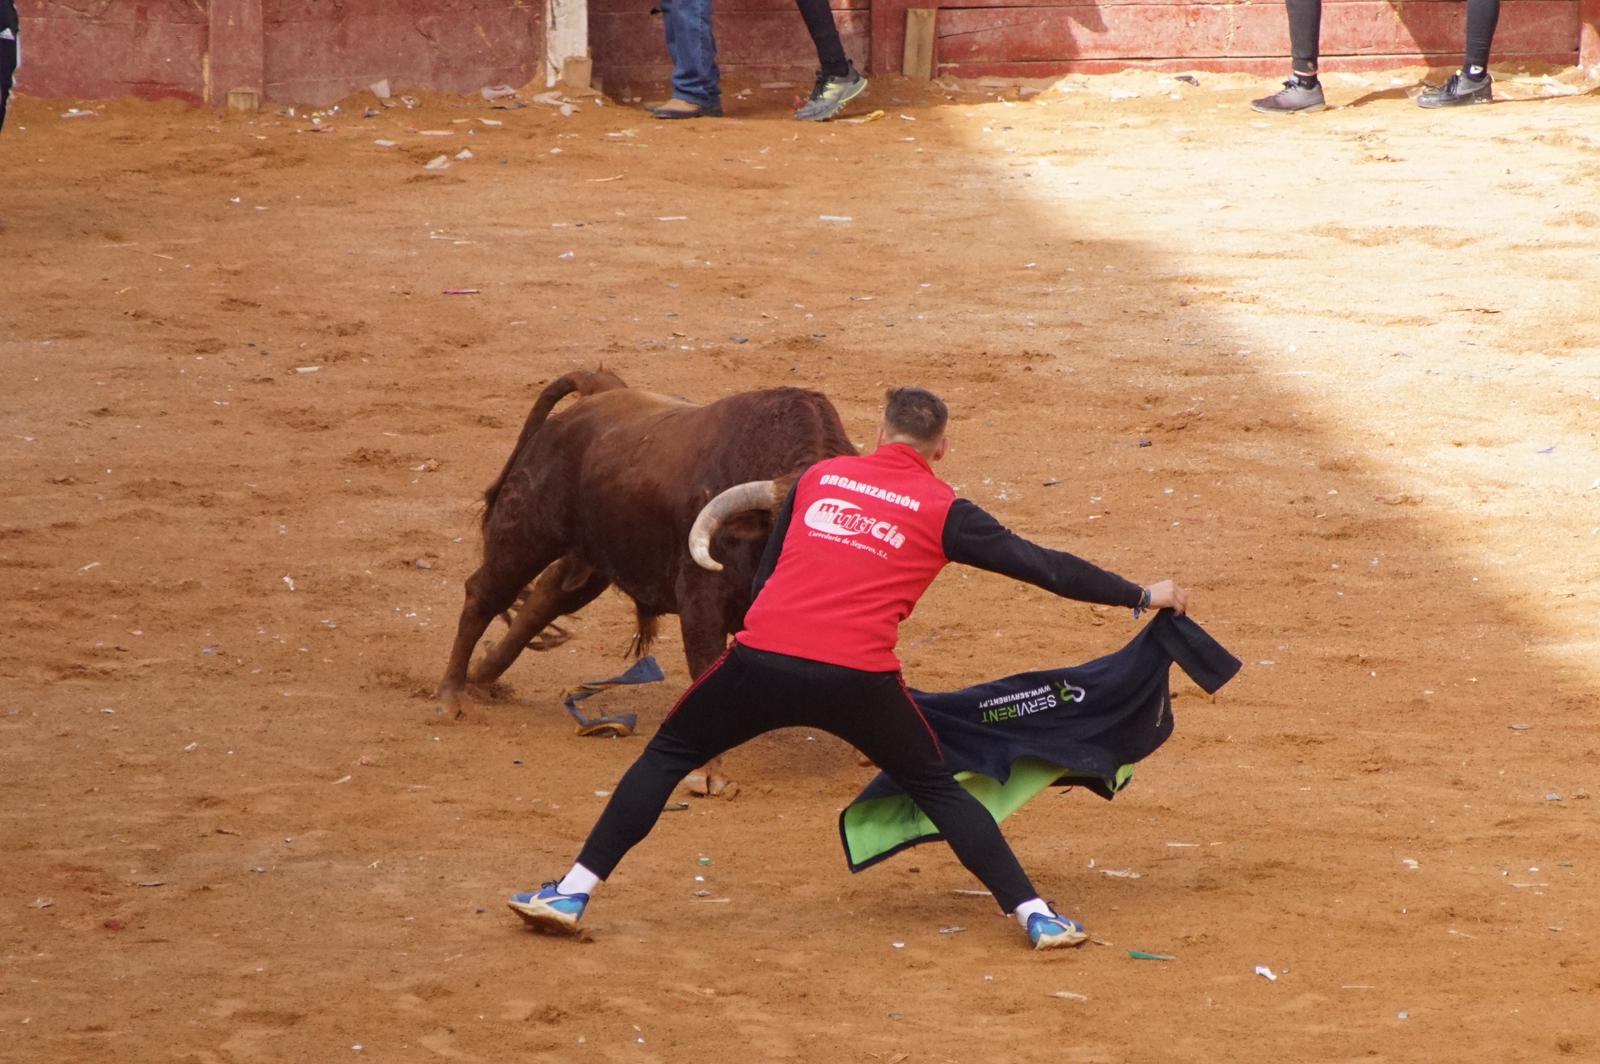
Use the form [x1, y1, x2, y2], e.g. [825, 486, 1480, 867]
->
[1145, 580, 1188, 615]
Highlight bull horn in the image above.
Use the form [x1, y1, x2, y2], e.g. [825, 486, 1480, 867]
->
[689, 480, 781, 572]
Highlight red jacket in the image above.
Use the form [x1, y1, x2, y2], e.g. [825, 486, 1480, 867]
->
[736, 444, 1147, 673]
[738, 444, 954, 671]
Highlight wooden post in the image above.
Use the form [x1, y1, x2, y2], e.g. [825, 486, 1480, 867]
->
[547, 0, 588, 87]
[1581, 0, 1600, 72]
[560, 55, 593, 90]
[208, 0, 264, 109]
[903, 8, 936, 79]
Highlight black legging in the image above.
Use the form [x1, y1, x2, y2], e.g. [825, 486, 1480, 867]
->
[1464, 0, 1500, 72]
[794, 0, 850, 77]
[576, 643, 1039, 913]
[1284, 0, 1322, 74]
[1284, 0, 1499, 75]
[0, 31, 16, 134]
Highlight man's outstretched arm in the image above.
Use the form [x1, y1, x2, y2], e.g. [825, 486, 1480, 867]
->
[942, 499, 1186, 613]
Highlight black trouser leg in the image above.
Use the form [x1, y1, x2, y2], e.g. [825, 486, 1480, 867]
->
[794, 0, 850, 77]
[1285, 0, 1321, 74]
[880, 761, 1039, 912]
[1464, 0, 1500, 73]
[815, 672, 1038, 914]
[575, 645, 1039, 913]
[0, 36, 17, 134]
[576, 649, 761, 877]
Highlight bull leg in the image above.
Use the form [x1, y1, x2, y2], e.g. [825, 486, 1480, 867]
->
[469, 556, 611, 686]
[438, 545, 561, 718]
[676, 576, 740, 799]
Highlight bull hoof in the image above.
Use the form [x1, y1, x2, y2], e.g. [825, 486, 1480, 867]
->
[436, 686, 489, 722]
[437, 701, 471, 723]
[438, 688, 467, 720]
[683, 770, 740, 799]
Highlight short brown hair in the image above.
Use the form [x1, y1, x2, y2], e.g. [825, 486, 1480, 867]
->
[882, 387, 948, 444]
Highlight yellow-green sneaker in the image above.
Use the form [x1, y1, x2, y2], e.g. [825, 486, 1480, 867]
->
[795, 66, 867, 122]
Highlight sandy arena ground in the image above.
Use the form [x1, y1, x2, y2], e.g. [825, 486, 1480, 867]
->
[3, 65, 1599, 1063]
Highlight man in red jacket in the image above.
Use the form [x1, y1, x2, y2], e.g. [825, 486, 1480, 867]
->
[510, 387, 1188, 950]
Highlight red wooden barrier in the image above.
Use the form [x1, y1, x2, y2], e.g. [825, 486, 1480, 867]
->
[20, 1, 209, 103]
[13, 0, 1594, 105]
[872, 0, 1584, 77]
[17, 0, 543, 107]
[263, 0, 542, 104]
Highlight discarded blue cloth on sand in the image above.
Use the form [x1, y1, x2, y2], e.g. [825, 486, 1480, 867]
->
[562, 656, 665, 736]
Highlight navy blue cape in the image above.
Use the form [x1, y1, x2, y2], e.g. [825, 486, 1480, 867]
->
[839, 610, 1240, 871]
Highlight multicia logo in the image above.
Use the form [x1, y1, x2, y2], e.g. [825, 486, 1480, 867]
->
[803, 498, 907, 550]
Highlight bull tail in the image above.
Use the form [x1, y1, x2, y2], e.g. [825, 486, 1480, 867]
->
[481, 369, 625, 527]
[630, 608, 660, 660]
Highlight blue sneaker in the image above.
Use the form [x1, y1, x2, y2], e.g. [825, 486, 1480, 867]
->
[1027, 911, 1088, 950]
[508, 882, 588, 933]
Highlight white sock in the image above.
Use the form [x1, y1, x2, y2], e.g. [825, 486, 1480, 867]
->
[1012, 897, 1051, 928]
[557, 863, 600, 897]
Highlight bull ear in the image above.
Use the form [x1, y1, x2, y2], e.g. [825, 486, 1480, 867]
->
[701, 511, 773, 577]
[689, 480, 780, 571]
[712, 510, 773, 544]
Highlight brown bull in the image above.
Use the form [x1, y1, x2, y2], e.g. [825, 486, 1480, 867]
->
[438, 369, 856, 793]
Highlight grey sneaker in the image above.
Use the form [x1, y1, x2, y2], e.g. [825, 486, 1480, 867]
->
[1250, 79, 1326, 114]
[1416, 71, 1492, 109]
[795, 66, 867, 122]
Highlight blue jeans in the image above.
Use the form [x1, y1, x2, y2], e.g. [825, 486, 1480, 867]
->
[660, 0, 719, 107]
